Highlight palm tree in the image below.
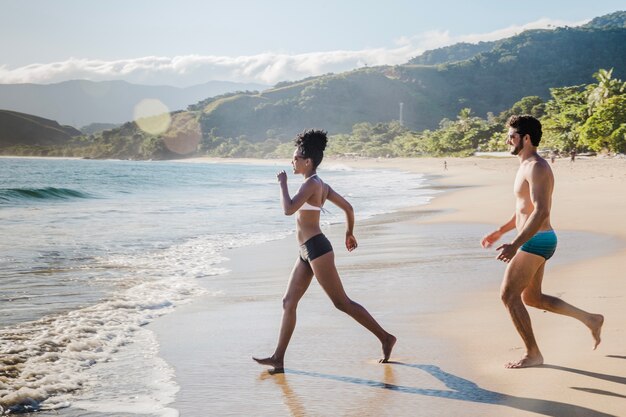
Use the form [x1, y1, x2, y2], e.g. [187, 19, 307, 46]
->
[456, 108, 473, 132]
[587, 68, 626, 114]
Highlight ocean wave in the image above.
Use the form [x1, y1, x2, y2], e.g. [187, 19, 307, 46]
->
[0, 187, 94, 204]
[0, 231, 288, 414]
[0, 160, 442, 414]
[0, 272, 208, 414]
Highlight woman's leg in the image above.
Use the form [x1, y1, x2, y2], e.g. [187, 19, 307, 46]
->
[253, 258, 314, 372]
[310, 251, 396, 362]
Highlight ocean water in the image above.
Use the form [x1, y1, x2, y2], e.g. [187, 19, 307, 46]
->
[0, 157, 437, 415]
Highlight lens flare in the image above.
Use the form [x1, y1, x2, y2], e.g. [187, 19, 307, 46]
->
[163, 113, 202, 155]
[133, 99, 171, 135]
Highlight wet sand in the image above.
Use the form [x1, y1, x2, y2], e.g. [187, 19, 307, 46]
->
[151, 156, 626, 416]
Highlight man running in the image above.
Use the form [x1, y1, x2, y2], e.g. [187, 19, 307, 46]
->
[481, 115, 604, 368]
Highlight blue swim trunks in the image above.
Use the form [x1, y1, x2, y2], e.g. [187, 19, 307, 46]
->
[520, 230, 557, 260]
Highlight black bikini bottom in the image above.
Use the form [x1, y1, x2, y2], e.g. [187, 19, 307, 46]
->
[299, 233, 333, 264]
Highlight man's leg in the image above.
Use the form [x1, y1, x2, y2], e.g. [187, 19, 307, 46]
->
[500, 251, 545, 368]
[521, 263, 604, 349]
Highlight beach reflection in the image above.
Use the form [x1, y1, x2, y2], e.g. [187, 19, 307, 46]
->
[358, 364, 397, 415]
[260, 365, 397, 417]
[260, 371, 307, 417]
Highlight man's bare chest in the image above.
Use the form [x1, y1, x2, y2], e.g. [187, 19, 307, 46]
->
[513, 170, 530, 199]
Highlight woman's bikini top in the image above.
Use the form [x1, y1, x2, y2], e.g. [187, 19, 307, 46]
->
[300, 201, 323, 211]
[298, 174, 327, 212]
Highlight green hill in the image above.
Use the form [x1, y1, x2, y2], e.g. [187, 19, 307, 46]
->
[407, 41, 496, 65]
[410, 26, 626, 119]
[0, 110, 81, 148]
[192, 24, 626, 142]
[583, 10, 626, 29]
[3, 11, 625, 160]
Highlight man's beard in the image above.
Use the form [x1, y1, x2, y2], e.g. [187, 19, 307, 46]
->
[511, 139, 524, 155]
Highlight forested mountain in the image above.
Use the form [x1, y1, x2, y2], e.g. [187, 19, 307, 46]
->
[583, 10, 626, 29]
[407, 41, 496, 65]
[191, 24, 626, 142]
[2, 11, 625, 160]
[0, 79, 267, 128]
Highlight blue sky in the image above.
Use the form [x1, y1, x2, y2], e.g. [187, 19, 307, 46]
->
[2, 0, 624, 86]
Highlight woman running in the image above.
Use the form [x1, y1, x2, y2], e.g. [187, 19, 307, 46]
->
[253, 129, 396, 373]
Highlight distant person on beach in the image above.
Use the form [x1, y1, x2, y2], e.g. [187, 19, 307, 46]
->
[481, 115, 603, 369]
[253, 129, 396, 374]
[570, 149, 576, 162]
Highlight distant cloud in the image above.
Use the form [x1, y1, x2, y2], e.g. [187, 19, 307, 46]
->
[0, 18, 586, 87]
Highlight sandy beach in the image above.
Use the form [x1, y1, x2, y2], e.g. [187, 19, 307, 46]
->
[151, 155, 626, 416]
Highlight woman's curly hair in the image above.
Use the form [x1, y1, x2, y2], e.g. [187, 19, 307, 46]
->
[295, 129, 328, 168]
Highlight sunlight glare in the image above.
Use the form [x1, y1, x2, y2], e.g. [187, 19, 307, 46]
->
[134, 99, 171, 135]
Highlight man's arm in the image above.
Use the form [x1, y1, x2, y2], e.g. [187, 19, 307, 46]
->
[481, 213, 516, 248]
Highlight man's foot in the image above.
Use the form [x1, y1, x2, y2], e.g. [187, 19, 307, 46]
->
[252, 356, 284, 374]
[379, 334, 397, 363]
[505, 352, 544, 369]
[587, 314, 604, 350]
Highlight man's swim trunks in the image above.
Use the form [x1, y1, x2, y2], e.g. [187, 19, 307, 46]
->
[299, 233, 333, 263]
[520, 229, 557, 260]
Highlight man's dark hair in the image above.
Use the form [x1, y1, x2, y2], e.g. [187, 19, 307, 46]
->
[295, 129, 328, 167]
[507, 115, 542, 146]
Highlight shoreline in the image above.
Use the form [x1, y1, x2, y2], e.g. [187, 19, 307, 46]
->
[416, 157, 626, 417]
[351, 156, 626, 416]
[147, 156, 626, 416]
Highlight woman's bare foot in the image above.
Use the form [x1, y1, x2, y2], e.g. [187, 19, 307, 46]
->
[252, 355, 284, 374]
[379, 334, 397, 363]
[505, 352, 544, 369]
[587, 314, 604, 350]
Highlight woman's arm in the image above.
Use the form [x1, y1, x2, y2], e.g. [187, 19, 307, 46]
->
[326, 185, 357, 251]
[277, 171, 315, 215]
